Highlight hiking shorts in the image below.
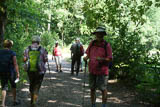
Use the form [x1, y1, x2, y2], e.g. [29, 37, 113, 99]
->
[27, 72, 44, 94]
[89, 73, 109, 91]
[0, 72, 16, 90]
[55, 56, 62, 65]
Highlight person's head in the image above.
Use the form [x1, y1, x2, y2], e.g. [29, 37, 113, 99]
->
[92, 26, 107, 41]
[55, 41, 59, 47]
[3, 39, 13, 49]
[75, 38, 80, 43]
[32, 36, 41, 44]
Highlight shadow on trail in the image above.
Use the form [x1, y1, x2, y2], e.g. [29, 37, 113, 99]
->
[36, 58, 148, 107]
[4, 58, 149, 107]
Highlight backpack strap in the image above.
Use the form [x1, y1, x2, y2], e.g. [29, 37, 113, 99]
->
[28, 46, 41, 59]
[103, 41, 108, 56]
[89, 40, 108, 56]
[28, 46, 32, 51]
[28, 46, 41, 51]
[37, 46, 41, 51]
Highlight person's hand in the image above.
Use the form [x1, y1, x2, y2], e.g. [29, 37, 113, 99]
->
[96, 57, 103, 61]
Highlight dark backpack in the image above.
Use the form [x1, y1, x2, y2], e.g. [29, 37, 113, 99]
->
[0, 50, 12, 72]
[28, 46, 41, 72]
[89, 40, 112, 69]
[75, 43, 83, 57]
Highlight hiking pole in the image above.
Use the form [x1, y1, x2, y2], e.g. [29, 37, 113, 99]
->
[82, 60, 87, 107]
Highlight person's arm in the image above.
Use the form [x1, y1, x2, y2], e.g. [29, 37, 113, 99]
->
[70, 45, 73, 59]
[13, 56, 20, 78]
[52, 48, 55, 60]
[44, 49, 48, 63]
[24, 48, 28, 62]
[80, 45, 84, 56]
[83, 41, 92, 61]
[97, 43, 112, 62]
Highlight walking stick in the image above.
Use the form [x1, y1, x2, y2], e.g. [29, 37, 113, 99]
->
[82, 60, 87, 107]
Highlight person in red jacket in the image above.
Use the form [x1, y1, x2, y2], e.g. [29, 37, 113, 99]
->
[52, 41, 63, 72]
[83, 26, 113, 107]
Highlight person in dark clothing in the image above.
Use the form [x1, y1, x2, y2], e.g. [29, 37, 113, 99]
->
[70, 38, 84, 76]
[0, 40, 20, 107]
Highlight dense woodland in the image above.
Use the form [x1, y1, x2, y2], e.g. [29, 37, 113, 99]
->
[0, 0, 160, 105]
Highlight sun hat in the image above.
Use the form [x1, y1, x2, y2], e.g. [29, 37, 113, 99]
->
[92, 26, 107, 35]
[32, 36, 41, 42]
[3, 39, 13, 48]
[76, 38, 80, 41]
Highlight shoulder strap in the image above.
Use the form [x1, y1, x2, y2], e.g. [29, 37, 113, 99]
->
[89, 40, 108, 56]
[37, 46, 41, 51]
[89, 40, 96, 55]
[28, 46, 41, 51]
[28, 46, 32, 51]
[103, 40, 108, 56]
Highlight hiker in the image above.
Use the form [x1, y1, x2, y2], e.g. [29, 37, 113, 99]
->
[52, 41, 63, 72]
[0, 40, 20, 107]
[23, 36, 48, 107]
[83, 26, 113, 107]
[70, 38, 84, 76]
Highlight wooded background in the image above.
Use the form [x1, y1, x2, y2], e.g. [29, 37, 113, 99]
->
[0, 0, 160, 105]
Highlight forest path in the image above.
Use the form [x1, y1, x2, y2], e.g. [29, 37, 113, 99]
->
[5, 55, 147, 107]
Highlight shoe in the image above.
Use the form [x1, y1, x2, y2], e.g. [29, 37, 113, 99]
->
[76, 73, 78, 76]
[91, 104, 96, 107]
[31, 103, 36, 107]
[55, 70, 59, 72]
[13, 100, 20, 106]
[102, 104, 106, 107]
[60, 70, 63, 72]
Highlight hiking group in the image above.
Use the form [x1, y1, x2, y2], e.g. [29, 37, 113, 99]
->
[0, 26, 112, 107]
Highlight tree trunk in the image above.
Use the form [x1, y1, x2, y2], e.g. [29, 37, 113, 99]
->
[0, 0, 7, 48]
[48, 14, 51, 32]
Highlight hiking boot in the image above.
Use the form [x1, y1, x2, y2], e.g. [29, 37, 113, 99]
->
[76, 73, 79, 76]
[91, 104, 96, 107]
[102, 104, 106, 107]
[31, 103, 36, 107]
[13, 100, 20, 106]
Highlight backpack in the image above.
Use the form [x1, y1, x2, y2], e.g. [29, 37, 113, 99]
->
[0, 50, 12, 72]
[28, 46, 41, 72]
[72, 43, 83, 57]
[89, 40, 112, 69]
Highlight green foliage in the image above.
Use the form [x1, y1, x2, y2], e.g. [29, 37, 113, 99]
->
[1, 0, 160, 105]
[41, 31, 59, 53]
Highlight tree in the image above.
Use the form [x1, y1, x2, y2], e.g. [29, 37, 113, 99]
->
[0, 0, 7, 48]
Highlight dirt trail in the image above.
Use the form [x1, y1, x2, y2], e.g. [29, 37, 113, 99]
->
[4, 55, 148, 107]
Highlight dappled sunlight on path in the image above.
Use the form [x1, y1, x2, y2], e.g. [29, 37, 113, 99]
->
[3, 55, 148, 107]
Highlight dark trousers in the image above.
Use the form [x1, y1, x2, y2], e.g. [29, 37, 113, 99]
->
[71, 56, 81, 74]
[27, 72, 44, 94]
[0, 72, 16, 90]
